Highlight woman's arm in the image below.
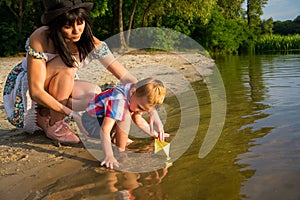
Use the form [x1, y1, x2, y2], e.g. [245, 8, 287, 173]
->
[27, 33, 73, 116]
[93, 37, 137, 84]
[106, 59, 137, 84]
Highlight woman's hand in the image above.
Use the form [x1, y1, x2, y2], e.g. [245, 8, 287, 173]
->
[101, 156, 119, 169]
[66, 112, 89, 137]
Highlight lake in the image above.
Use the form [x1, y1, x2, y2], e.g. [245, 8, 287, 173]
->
[35, 53, 300, 199]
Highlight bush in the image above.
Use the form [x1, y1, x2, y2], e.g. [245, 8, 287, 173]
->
[0, 22, 23, 56]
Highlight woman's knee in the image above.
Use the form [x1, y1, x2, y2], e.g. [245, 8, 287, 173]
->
[70, 81, 101, 110]
[48, 69, 75, 100]
[73, 80, 101, 100]
[46, 57, 76, 98]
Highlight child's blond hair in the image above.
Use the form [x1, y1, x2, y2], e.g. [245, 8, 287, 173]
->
[135, 78, 166, 105]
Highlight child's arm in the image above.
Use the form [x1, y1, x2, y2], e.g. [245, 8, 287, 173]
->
[148, 110, 165, 142]
[132, 113, 169, 141]
[100, 117, 119, 169]
[132, 113, 160, 138]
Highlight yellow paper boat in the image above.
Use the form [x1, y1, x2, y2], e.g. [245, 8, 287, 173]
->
[154, 139, 170, 159]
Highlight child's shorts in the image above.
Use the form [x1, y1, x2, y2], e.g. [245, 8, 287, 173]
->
[81, 112, 104, 138]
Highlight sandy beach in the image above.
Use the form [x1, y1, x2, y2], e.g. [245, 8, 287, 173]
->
[0, 52, 214, 199]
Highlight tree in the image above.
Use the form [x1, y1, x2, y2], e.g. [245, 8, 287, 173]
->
[1, 0, 24, 33]
[261, 17, 273, 34]
[118, 0, 126, 48]
[115, 0, 216, 48]
[217, 0, 244, 19]
[0, 0, 43, 56]
[126, 0, 138, 45]
[194, 8, 249, 54]
[273, 17, 300, 35]
[294, 15, 300, 24]
[246, 0, 267, 28]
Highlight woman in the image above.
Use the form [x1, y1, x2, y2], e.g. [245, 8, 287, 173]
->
[3, 0, 165, 144]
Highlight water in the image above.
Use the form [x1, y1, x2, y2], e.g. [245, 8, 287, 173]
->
[37, 53, 300, 199]
[230, 54, 300, 199]
[215, 53, 300, 199]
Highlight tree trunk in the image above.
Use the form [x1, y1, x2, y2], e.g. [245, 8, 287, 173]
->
[126, 0, 138, 45]
[111, 1, 118, 35]
[119, 0, 126, 49]
[18, 0, 23, 33]
[7, 0, 23, 34]
[142, 2, 151, 27]
[246, 0, 251, 27]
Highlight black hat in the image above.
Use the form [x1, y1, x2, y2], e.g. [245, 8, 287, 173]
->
[41, 0, 93, 24]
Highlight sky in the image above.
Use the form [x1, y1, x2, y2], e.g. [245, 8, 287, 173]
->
[261, 0, 300, 21]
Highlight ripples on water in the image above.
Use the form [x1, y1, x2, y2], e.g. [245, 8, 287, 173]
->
[233, 54, 300, 199]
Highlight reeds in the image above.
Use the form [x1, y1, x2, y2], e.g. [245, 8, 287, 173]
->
[255, 34, 300, 52]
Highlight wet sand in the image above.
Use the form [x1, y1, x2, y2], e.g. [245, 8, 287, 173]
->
[0, 52, 214, 199]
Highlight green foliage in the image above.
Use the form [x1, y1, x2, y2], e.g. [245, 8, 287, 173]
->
[273, 16, 300, 35]
[246, 0, 267, 27]
[0, 0, 43, 56]
[193, 8, 250, 54]
[165, 0, 216, 25]
[89, 0, 109, 18]
[217, 0, 244, 19]
[255, 34, 300, 52]
[129, 27, 186, 51]
[1, 0, 298, 56]
[261, 17, 273, 34]
[0, 22, 22, 56]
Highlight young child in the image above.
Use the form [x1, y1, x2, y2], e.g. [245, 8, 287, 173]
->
[81, 78, 167, 169]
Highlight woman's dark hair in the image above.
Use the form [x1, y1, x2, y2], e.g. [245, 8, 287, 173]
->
[48, 8, 95, 67]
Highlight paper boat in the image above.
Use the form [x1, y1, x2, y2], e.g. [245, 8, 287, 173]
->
[154, 139, 170, 159]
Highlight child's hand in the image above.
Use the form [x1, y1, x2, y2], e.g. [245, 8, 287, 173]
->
[155, 132, 170, 142]
[101, 156, 119, 169]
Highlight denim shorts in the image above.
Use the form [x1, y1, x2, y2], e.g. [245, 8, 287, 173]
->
[81, 112, 104, 138]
